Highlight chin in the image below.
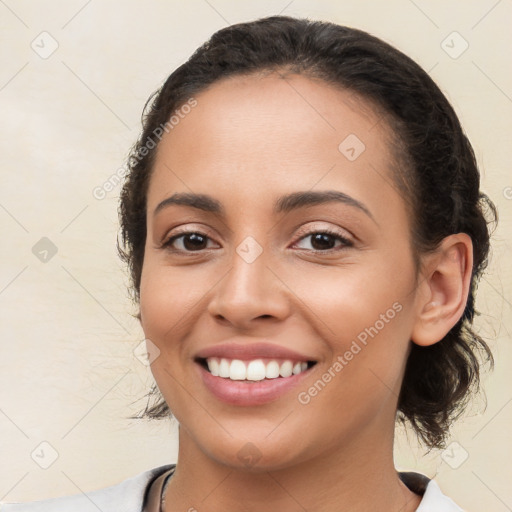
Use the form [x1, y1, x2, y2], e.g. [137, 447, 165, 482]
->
[197, 432, 310, 473]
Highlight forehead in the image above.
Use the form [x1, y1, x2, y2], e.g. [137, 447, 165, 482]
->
[148, 73, 401, 216]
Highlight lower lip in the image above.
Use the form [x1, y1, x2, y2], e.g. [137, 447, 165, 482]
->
[196, 362, 313, 406]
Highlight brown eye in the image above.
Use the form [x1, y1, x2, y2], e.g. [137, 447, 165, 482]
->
[294, 230, 353, 252]
[163, 232, 215, 252]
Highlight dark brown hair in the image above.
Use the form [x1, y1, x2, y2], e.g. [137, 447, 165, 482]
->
[118, 15, 496, 449]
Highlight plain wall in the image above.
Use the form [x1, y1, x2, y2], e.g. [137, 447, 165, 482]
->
[0, 0, 511, 510]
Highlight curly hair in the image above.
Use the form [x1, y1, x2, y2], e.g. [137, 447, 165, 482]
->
[118, 15, 496, 449]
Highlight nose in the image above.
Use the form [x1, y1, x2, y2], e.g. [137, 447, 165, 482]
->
[207, 244, 290, 329]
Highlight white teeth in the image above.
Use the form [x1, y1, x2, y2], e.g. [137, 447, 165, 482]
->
[279, 360, 293, 378]
[208, 358, 220, 376]
[218, 358, 230, 378]
[205, 358, 311, 381]
[247, 359, 266, 381]
[229, 360, 246, 380]
[265, 360, 280, 379]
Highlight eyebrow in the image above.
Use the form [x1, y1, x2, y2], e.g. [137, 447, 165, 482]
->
[153, 190, 375, 222]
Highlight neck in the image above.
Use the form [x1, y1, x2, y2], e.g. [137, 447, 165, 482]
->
[163, 427, 421, 512]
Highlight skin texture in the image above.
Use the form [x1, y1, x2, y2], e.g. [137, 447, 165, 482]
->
[139, 73, 473, 512]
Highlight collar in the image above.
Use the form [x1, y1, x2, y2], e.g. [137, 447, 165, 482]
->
[143, 466, 430, 511]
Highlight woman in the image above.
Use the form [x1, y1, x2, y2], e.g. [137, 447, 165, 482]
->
[2, 15, 495, 512]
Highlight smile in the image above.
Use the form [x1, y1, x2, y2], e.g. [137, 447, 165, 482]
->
[195, 357, 317, 406]
[200, 357, 315, 381]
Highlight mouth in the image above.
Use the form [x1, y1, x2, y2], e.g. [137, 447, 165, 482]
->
[195, 357, 317, 382]
[192, 341, 319, 405]
[195, 356, 318, 406]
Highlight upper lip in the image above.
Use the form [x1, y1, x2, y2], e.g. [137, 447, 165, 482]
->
[194, 342, 316, 362]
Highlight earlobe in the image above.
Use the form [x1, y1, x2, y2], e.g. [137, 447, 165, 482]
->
[411, 234, 473, 347]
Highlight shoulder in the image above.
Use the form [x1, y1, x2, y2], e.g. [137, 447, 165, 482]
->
[399, 472, 465, 511]
[0, 464, 175, 512]
[418, 479, 465, 511]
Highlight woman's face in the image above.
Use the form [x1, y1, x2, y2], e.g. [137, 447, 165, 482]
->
[140, 73, 423, 470]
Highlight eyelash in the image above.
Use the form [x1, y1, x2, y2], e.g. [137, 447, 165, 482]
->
[161, 228, 353, 254]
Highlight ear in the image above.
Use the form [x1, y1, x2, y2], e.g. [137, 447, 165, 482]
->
[411, 233, 473, 347]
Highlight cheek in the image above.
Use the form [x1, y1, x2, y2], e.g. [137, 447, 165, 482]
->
[291, 254, 414, 337]
[139, 259, 204, 336]
[138, 258, 224, 384]
[295, 289, 413, 439]
[291, 256, 416, 387]
[140, 269, 174, 337]
[139, 263, 190, 368]
[138, 262, 200, 411]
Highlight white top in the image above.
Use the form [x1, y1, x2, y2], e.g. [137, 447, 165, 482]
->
[0, 464, 465, 511]
[416, 480, 465, 511]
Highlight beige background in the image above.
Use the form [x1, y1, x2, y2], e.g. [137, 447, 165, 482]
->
[0, 0, 511, 509]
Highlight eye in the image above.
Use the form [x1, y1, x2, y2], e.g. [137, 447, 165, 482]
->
[161, 228, 353, 254]
[293, 229, 353, 252]
[162, 231, 218, 252]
